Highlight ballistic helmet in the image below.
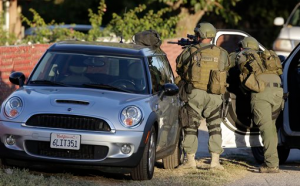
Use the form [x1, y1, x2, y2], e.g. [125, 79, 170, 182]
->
[194, 23, 216, 39]
[239, 37, 259, 50]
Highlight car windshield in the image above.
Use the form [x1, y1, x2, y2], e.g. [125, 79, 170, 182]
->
[29, 52, 148, 94]
[288, 4, 300, 26]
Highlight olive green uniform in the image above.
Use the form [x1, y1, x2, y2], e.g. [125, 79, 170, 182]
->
[251, 74, 283, 168]
[236, 52, 283, 168]
[179, 43, 228, 155]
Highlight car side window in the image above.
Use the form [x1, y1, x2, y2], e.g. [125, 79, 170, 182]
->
[159, 55, 175, 83]
[148, 56, 167, 94]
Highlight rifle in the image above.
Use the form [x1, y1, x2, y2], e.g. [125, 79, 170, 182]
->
[167, 34, 199, 47]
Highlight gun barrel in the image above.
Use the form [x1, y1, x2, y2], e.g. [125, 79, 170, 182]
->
[167, 41, 179, 44]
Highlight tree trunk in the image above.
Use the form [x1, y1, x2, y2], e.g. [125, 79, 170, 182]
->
[175, 7, 205, 38]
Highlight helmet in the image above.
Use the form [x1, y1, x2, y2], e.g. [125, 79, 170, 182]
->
[239, 37, 259, 50]
[194, 23, 216, 39]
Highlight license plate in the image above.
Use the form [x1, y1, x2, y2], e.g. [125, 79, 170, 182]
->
[50, 133, 80, 150]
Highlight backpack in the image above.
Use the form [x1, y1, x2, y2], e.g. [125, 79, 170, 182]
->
[237, 49, 267, 93]
[260, 50, 283, 75]
[237, 49, 282, 93]
[176, 44, 230, 94]
[237, 49, 266, 76]
[134, 30, 162, 49]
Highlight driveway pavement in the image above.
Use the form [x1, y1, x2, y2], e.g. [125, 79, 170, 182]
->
[197, 121, 300, 186]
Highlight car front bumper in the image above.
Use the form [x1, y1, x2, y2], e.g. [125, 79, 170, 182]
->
[0, 121, 146, 168]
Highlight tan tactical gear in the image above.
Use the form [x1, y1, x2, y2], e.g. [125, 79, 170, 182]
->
[229, 52, 238, 69]
[237, 49, 266, 75]
[181, 153, 197, 169]
[237, 49, 266, 92]
[194, 23, 216, 39]
[209, 70, 228, 95]
[176, 44, 229, 94]
[239, 37, 259, 51]
[239, 73, 266, 93]
[210, 152, 224, 170]
[261, 50, 283, 75]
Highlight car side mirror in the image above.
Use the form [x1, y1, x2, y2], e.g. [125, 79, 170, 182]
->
[9, 72, 25, 87]
[159, 83, 179, 100]
[278, 55, 286, 63]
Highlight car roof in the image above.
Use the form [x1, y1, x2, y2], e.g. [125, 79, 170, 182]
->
[48, 40, 166, 57]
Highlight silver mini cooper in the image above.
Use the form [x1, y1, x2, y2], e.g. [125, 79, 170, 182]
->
[0, 41, 182, 180]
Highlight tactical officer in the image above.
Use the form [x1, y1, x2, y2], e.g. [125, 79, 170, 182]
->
[235, 37, 283, 173]
[176, 22, 230, 170]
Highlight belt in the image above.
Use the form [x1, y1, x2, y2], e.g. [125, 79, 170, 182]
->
[265, 82, 282, 88]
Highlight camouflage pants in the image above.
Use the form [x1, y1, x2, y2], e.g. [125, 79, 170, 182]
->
[183, 89, 224, 154]
[251, 87, 283, 168]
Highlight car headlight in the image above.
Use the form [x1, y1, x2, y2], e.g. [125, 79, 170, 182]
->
[4, 97, 23, 119]
[120, 106, 142, 128]
[273, 39, 293, 52]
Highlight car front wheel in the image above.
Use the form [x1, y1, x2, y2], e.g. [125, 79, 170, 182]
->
[131, 126, 156, 180]
[251, 146, 290, 164]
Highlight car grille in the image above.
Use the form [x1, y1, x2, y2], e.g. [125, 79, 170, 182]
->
[25, 141, 108, 160]
[26, 114, 111, 132]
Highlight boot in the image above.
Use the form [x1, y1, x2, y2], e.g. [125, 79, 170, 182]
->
[259, 164, 280, 173]
[210, 152, 224, 170]
[180, 153, 196, 169]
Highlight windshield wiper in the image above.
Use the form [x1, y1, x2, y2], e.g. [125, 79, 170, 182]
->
[29, 80, 68, 87]
[83, 83, 133, 93]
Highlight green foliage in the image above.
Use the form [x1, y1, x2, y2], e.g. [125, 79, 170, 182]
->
[0, 15, 17, 45]
[21, 9, 86, 43]
[87, 0, 108, 41]
[107, 5, 179, 40]
[20, 0, 177, 44]
[160, 0, 241, 25]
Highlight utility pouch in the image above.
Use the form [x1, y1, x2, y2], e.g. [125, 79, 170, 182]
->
[240, 73, 265, 93]
[178, 105, 189, 128]
[177, 80, 188, 102]
[208, 70, 228, 94]
[179, 104, 201, 128]
[185, 83, 193, 94]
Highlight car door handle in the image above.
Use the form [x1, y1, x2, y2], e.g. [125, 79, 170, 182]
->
[155, 104, 159, 111]
[171, 98, 174, 103]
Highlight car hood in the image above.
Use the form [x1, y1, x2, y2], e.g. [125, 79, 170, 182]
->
[278, 27, 300, 40]
[1, 86, 153, 130]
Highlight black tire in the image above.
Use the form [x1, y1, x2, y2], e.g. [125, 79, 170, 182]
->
[251, 146, 290, 165]
[277, 146, 290, 164]
[162, 131, 184, 169]
[131, 126, 156, 180]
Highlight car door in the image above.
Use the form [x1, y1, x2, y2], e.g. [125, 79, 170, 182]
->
[281, 43, 300, 139]
[148, 55, 180, 153]
[214, 30, 266, 148]
[159, 55, 181, 147]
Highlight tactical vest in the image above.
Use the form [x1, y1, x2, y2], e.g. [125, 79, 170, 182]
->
[176, 44, 229, 94]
